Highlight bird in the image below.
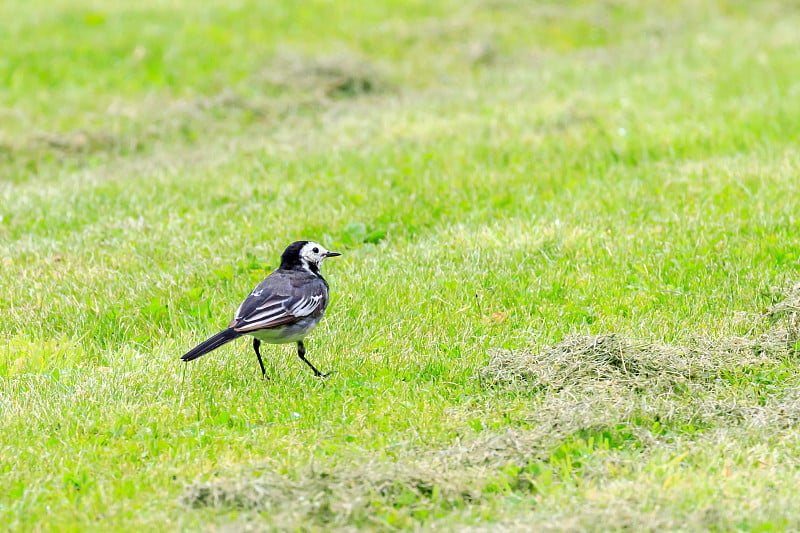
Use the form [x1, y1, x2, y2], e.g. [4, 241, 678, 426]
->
[181, 241, 341, 378]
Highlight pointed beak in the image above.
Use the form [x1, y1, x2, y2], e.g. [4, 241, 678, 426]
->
[325, 251, 342, 258]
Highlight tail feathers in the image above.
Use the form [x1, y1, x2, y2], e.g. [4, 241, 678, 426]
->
[181, 328, 243, 362]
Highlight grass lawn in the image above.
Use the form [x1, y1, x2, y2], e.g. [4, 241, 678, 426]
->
[2, 0, 800, 530]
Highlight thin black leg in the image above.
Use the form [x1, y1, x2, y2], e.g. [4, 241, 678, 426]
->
[252, 338, 268, 379]
[297, 340, 330, 378]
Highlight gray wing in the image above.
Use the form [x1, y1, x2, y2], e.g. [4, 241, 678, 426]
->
[228, 271, 328, 333]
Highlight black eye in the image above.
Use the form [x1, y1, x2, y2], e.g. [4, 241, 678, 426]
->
[312, 247, 319, 253]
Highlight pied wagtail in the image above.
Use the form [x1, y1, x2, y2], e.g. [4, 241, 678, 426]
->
[181, 241, 341, 378]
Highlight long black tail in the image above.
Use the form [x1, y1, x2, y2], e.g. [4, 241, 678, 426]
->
[181, 328, 243, 362]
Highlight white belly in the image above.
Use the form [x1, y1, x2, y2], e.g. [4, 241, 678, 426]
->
[248, 316, 322, 344]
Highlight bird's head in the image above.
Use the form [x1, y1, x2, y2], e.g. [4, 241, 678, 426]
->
[280, 240, 341, 273]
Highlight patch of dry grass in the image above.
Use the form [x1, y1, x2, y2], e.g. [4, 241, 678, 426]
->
[263, 52, 392, 100]
[481, 284, 800, 393]
[0, 51, 391, 178]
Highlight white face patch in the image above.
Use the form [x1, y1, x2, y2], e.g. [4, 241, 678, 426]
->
[299, 242, 330, 266]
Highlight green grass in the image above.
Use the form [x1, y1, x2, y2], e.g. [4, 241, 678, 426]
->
[3, 0, 800, 530]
